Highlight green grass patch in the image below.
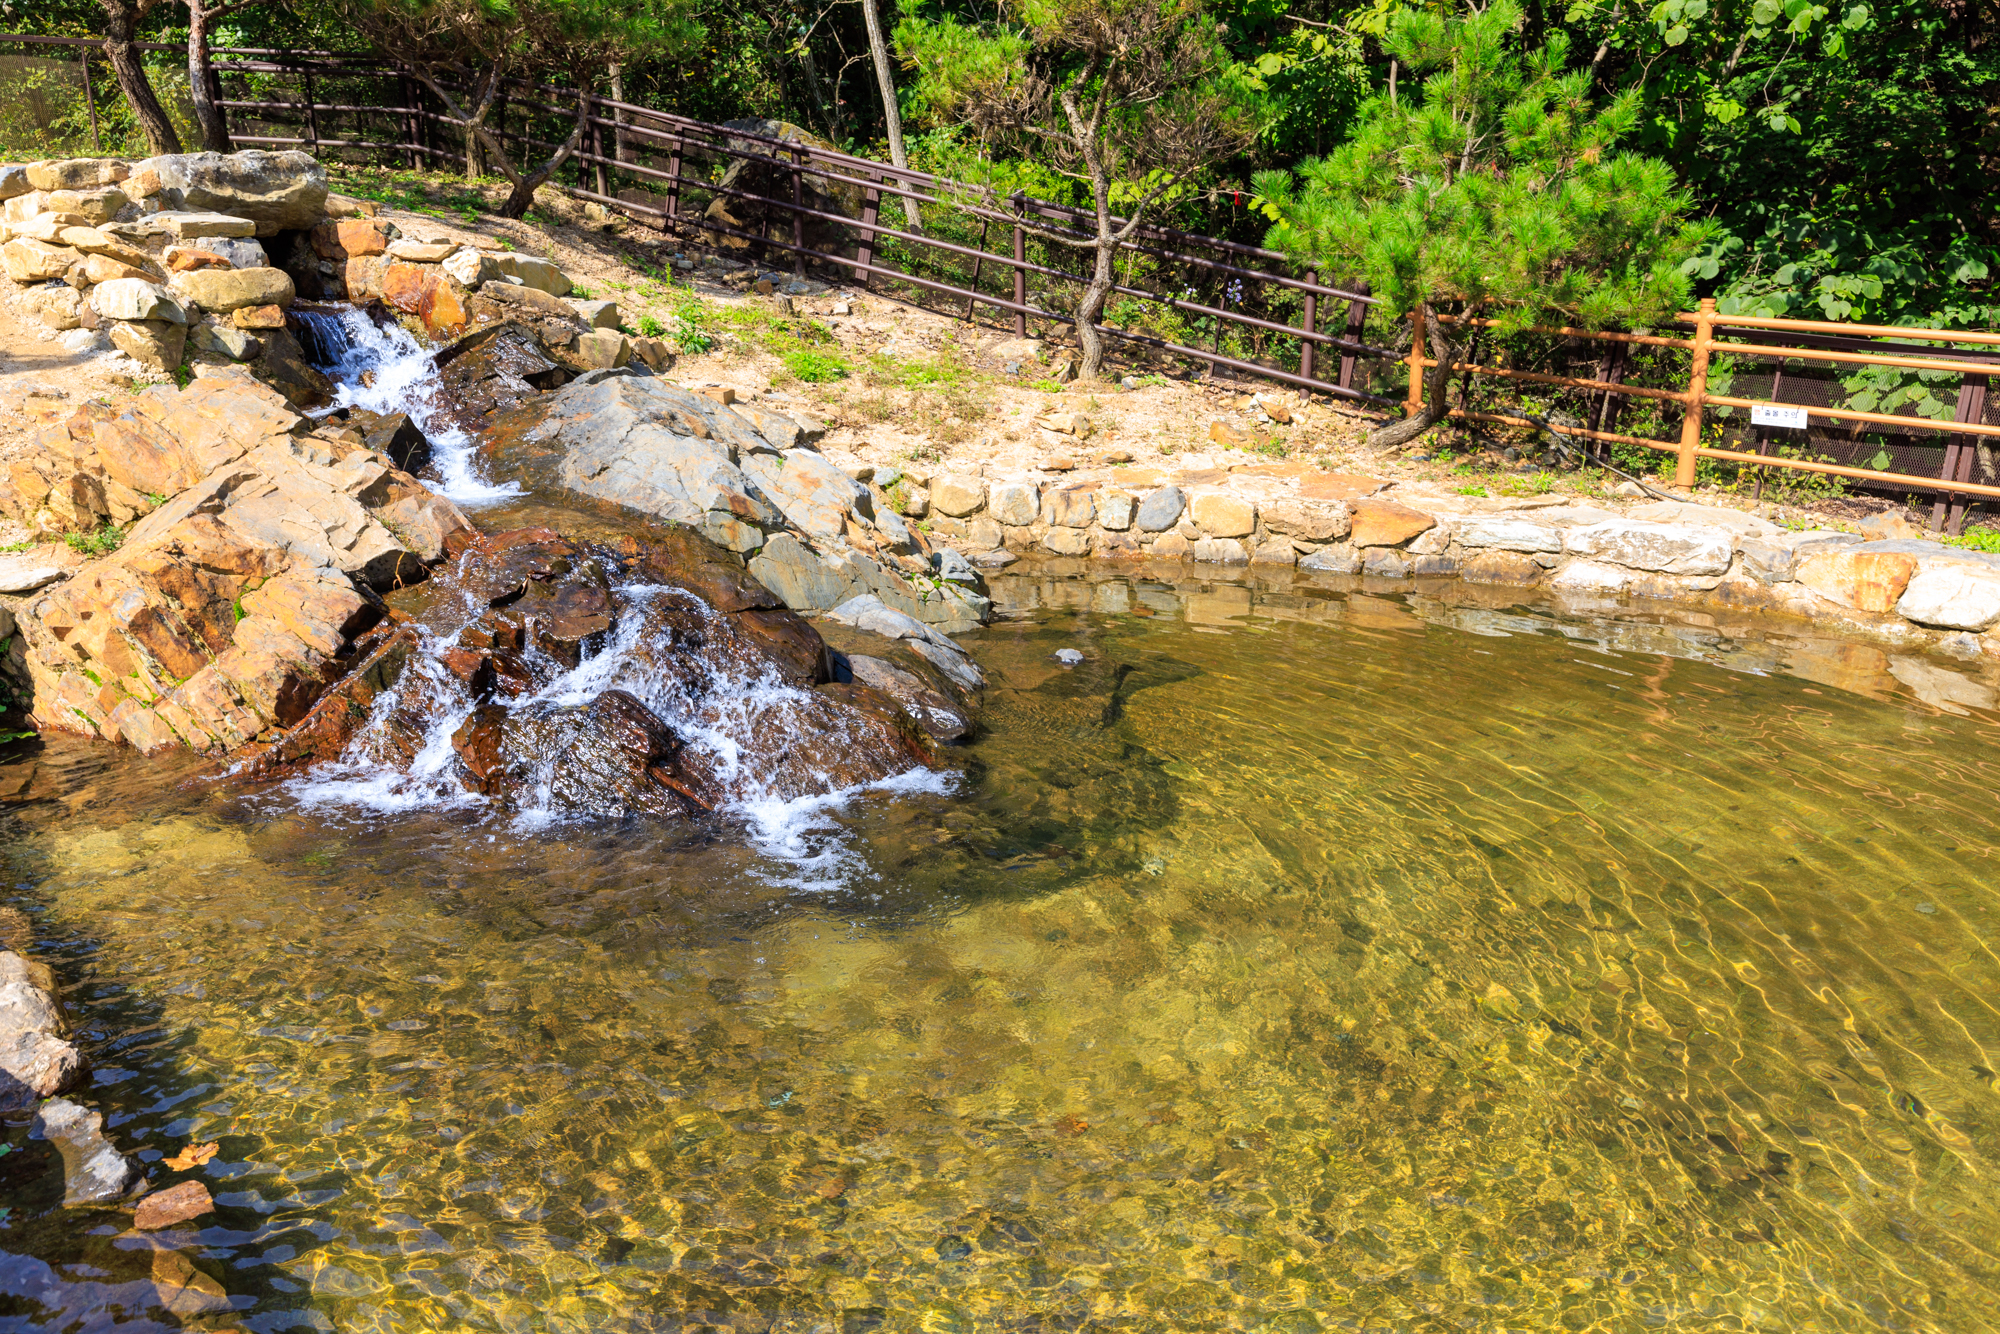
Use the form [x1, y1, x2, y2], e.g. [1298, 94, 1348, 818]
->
[783, 350, 849, 382]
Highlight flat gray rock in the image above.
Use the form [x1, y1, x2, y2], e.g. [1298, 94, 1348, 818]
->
[0, 558, 65, 594]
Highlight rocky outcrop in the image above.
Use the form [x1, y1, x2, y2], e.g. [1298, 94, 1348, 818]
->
[131, 149, 329, 234]
[13, 371, 471, 753]
[482, 373, 989, 631]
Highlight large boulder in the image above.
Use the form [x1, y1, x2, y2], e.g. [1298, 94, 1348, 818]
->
[698, 119, 863, 254]
[168, 264, 295, 313]
[481, 374, 988, 630]
[132, 150, 329, 235]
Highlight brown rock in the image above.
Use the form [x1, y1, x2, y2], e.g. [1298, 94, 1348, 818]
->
[1348, 498, 1436, 548]
[233, 304, 286, 329]
[312, 218, 389, 259]
[1460, 550, 1545, 585]
[1297, 473, 1389, 503]
[1209, 420, 1265, 450]
[2, 239, 79, 282]
[82, 253, 152, 286]
[344, 255, 390, 301]
[108, 319, 187, 372]
[167, 248, 232, 273]
[478, 280, 576, 319]
[1795, 549, 1918, 613]
[1260, 498, 1348, 541]
[381, 262, 469, 337]
[134, 1179, 214, 1229]
[1261, 400, 1293, 424]
[1189, 492, 1256, 538]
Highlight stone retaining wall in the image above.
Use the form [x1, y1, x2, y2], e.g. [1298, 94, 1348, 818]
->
[892, 460, 2000, 654]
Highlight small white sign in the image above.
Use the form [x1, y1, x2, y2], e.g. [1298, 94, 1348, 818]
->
[1751, 403, 1810, 430]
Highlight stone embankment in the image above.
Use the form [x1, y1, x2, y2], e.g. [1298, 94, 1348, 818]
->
[1, 150, 661, 386]
[898, 453, 2000, 653]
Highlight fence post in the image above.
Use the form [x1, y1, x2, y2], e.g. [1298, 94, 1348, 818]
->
[1933, 375, 1989, 535]
[302, 68, 320, 151]
[592, 98, 609, 197]
[965, 216, 992, 323]
[1011, 192, 1027, 339]
[790, 146, 806, 279]
[854, 179, 881, 288]
[1405, 304, 1428, 418]
[1298, 269, 1317, 387]
[1337, 281, 1368, 392]
[79, 45, 102, 153]
[665, 134, 683, 221]
[1675, 297, 1717, 488]
[399, 74, 418, 169]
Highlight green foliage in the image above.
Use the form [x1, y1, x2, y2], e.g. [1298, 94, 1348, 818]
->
[783, 349, 849, 382]
[64, 524, 123, 558]
[637, 315, 668, 339]
[1944, 528, 2000, 555]
[1254, 0, 1709, 332]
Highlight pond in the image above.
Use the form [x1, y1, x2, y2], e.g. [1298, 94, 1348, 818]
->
[3, 563, 1998, 1333]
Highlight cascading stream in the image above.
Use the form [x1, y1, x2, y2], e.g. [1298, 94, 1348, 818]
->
[293, 306, 523, 506]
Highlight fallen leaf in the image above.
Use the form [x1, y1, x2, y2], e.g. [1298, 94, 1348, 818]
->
[162, 1142, 218, 1172]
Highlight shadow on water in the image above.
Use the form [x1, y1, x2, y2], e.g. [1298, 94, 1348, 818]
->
[4, 563, 2000, 1330]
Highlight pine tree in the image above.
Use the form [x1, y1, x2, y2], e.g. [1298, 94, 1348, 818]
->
[1253, 0, 1710, 448]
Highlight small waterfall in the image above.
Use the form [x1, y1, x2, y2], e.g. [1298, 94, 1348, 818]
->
[273, 536, 955, 889]
[295, 307, 524, 506]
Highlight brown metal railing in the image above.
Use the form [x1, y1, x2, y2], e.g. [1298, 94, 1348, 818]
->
[1415, 301, 2000, 532]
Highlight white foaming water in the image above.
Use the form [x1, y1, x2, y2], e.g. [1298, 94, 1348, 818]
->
[294, 307, 523, 506]
[279, 582, 955, 890]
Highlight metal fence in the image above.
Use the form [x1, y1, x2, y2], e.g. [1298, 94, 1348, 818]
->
[6, 32, 2000, 531]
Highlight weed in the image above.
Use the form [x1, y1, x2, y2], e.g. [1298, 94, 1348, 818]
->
[1456, 484, 1490, 497]
[784, 349, 848, 382]
[570, 286, 594, 300]
[637, 315, 667, 339]
[64, 524, 122, 558]
[172, 364, 192, 389]
[1944, 527, 2000, 553]
[1029, 379, 1065, 394]
[0, 539, 34, 554]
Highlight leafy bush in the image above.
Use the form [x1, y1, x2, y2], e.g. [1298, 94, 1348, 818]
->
[637, 315, 667, 338]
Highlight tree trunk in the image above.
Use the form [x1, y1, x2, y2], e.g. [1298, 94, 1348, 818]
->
[187, 0, 233, 153]
[497, 92, 593, 218]
[1366, 307, 1459, 449]
[101, 1, 184, 156]
[607, 63, 628, 164]
[859, 0, 922, 229]
[1074, 236, 1116, 382]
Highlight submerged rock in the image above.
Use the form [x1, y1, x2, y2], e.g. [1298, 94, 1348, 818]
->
[0, 951, 87, 1115]
[31, 1099, 141, 1205]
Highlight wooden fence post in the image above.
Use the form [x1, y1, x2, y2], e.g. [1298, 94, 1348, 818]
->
[665, 134, 683, 221]
[1675, 297, 1718, 488]
[1011, 192, 1027, 339]
[790, 146, 807, 279]
[302, 68, 320, 151]
[1405, 304, 1428, 418]
[592, 98, 609, 197]
[1933, 375, 1989, 535]
[854, 178, 882, 288]
[964, 216, 992, 323]
[1337, 281, 1368, 392]
[79, 45, 102, 152]
[1298, 269, 1317, 387]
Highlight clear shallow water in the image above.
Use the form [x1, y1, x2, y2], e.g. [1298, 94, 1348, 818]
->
[4, 568, 2000, 1333]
